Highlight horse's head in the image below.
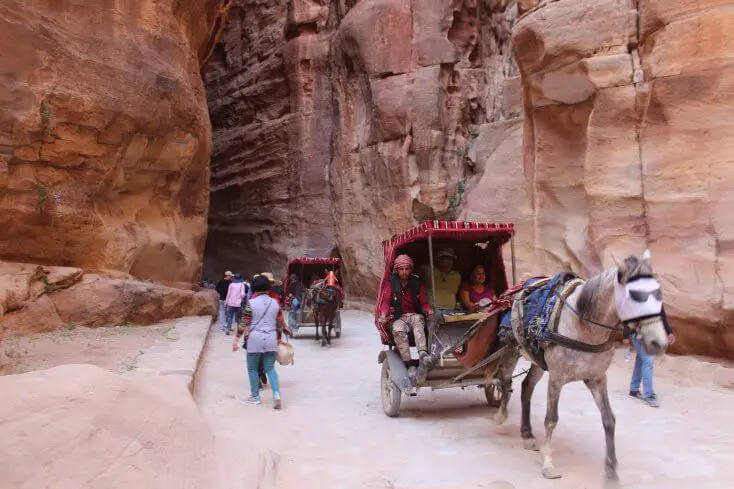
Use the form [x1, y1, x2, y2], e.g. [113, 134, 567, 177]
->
[615, 250, 668, 355]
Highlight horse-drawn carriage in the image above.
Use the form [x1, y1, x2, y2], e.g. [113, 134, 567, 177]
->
[375, 220, 672, 482]
[376, 220, 517, 417]
[283, 257, 344, 344]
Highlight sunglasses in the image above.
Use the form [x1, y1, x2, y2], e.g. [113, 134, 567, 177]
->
[629, 288, 662, 302]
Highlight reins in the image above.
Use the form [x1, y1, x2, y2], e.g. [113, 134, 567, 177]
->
[553, 290, 628, 333]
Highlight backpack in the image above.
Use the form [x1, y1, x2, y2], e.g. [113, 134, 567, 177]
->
[241, 281, 251, 308]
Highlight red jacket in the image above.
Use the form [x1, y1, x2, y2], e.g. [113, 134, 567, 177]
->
[377, 276, 432, 318]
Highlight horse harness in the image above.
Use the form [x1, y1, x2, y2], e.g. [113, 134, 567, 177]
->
[508, 273, 627, 370]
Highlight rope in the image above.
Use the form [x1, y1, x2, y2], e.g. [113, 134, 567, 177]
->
[553, 289, 627, 333]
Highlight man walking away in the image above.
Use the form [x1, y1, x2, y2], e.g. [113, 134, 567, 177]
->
[224, 273, 247, 335]
[216, 271, 233, 331]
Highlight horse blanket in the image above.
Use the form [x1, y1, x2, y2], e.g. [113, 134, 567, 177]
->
[499, 272, 581, 369]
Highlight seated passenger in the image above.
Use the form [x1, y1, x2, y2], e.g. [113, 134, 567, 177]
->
[419, 248, 462, 310]
[459, 265, 496, 312]
[286, 273, 302, 311]
[377, 254, 433, 379]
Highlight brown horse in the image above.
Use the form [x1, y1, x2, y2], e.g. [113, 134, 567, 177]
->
[307, 271, 342, 347]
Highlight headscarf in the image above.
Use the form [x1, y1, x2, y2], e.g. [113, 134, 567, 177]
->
[393, 254, 414, 271]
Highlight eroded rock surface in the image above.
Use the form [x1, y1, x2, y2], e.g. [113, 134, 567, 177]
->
[0, 364, 225, 488]
[0, 262, 217, 337]
[0, 0, 228, 284]
[203, 0, 338, 278]
[512, 0, 734, 358]
[203, 0, 521, 293]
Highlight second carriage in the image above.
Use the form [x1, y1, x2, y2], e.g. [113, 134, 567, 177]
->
[283, 257, 344, 339]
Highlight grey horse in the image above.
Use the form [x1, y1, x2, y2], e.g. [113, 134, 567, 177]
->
[490, 251, 670, 481]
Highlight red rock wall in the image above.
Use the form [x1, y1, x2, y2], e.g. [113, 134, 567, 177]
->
[202, 0, 338, 279]
[330, 0, 521, 296]
[0, 0, 228, 285]
[512, 0, 734, 359]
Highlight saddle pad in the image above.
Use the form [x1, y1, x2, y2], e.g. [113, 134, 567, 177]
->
[510, 273, 577, 357]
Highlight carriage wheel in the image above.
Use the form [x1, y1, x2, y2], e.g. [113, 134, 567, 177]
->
[287, 313, 298, 338]
[381, 360, 402, 417]
[334, 312, 342, 338]
[484, 383, 503, 408]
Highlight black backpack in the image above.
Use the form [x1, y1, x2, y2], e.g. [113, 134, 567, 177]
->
[240, 281, 251, 308]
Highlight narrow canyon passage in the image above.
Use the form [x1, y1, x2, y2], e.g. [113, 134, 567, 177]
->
[194, 311, 734, 489]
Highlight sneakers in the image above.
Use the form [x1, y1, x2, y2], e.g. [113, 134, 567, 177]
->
[643, 395, 660, 407]
[629, 390, 660, 407]
[246, 396, 262, 405]
[273, 394, 282, 410]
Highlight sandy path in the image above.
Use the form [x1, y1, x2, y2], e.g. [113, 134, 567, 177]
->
[195, 310, 734, 489]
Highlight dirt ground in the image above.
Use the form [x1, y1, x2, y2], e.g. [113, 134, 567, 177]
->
[196, 310, 734, 489]
[0, 322, 177, 375]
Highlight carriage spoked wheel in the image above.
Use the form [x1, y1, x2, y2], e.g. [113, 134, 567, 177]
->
[484, 383, 503, 408]
[334, 312, 342, 338]
[381, 360, 402, 417]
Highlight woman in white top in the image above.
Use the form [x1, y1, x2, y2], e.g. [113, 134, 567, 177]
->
[233, 275, 290, 408]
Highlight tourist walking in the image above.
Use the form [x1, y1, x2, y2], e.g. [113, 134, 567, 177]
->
[216, 271, 233, 331]
[224, 273, 247, 335]
[232, 275, 290, 409]
[625, 307, 675, 407]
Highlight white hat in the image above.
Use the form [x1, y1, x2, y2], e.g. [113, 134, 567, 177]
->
[224, 271, 233, 277]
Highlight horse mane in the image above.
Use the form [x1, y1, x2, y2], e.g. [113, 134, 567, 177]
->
[617, 256, 653, 283]
[576, 273, 604, 320]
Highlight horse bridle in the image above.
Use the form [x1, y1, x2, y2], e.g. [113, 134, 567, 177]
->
[315, 286, 338, 305]
[553, 272, 663, 336]
[553, 292, 628, 333]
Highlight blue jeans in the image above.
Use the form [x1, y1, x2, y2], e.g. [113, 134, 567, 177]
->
[225, 306, 242, 331]
[247, 352, 279, 398]
[630, 335, 655, 398]
[218, 300, 226, 329]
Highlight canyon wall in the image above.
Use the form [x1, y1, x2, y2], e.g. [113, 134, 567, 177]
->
[202, 0, 339, 279]
[511, 0, 734, 358]
[0, 0, 224, 337]
[3, 0, 732, 358]
[204, 0, 734, 358]
[203, 0, 523, 291]
[0, 0, 227, 285]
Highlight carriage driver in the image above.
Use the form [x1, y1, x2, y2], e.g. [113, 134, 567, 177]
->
[377, 254, 434, 379]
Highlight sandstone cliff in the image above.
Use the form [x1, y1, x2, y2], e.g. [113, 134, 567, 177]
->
[202, 0, 338, 279]
[3, 0, 733, 359]
[510, 0, 734, 358]
[204, 0, 522, 295]
[0, 0, 226, 337]
[205, 0, 734, 359]
[0, 0, 227, 285]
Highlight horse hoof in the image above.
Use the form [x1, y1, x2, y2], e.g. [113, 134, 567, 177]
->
[523, 438, 539, 451]
[542, 467, 562, 480]
[604, 476, 620, 489]
[605, 466, 619, 485]
[489, 410, 508, 426]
